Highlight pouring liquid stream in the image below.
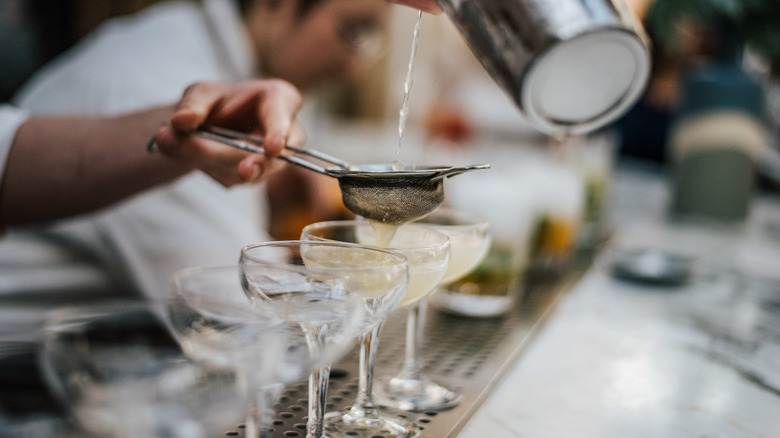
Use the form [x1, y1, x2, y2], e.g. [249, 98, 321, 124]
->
[392, 10, 423, 173]
[376, 11, 424, 244]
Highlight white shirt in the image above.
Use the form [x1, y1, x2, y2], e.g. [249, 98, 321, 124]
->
[0, 105, 28, 195]
[7, 0, 271, 298]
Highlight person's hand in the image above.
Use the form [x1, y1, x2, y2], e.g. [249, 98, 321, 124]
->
[154, 79, 305, 186]
[388, 0, 443, 14]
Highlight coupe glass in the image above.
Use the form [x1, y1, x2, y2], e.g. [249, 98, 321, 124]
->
[301, 221, 450, 438]
[378, 208, 491, 411]
[239, 241, 409, 438]
[39, 301, 249, 438]
[166, 265, 345, 438]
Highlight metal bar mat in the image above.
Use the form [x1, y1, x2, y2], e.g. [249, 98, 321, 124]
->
[225, 271, 582, 438]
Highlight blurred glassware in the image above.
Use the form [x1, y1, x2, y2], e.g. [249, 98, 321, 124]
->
[558, 131, 618, 251]
[0, 413, 75, 438]
[167, 265, 337, 438]
[444, 146, 581, 310]
[525, 156, 585, 274]
[39, 301, 249, 438]
[239, 241, 408, 438]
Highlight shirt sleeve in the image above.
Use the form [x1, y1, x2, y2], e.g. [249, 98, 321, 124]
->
[0, 104, 30, 186]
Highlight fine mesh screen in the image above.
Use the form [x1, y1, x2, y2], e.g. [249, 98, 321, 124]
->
[338, 176, 445, 225]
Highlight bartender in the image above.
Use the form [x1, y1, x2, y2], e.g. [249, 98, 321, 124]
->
[0, 0, 441, 228]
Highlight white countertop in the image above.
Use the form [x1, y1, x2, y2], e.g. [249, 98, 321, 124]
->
[459, 163, 780, 437]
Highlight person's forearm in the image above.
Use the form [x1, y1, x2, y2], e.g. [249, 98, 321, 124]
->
[0, 79, 305, 226]
[0, 105, 191, 226]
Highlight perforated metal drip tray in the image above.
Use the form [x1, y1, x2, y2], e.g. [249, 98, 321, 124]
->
[226, 269, 584, 438]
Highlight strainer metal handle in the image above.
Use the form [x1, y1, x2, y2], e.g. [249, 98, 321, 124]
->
[430, 164, 491, 180]
[184, 126, 350, 176]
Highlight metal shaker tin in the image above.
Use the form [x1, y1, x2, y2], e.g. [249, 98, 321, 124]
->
[439, 0, 651, 135]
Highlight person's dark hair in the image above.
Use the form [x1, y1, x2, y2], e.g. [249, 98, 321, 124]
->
[236, 0, 327, 18]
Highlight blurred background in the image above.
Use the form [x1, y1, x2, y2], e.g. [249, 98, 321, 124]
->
[2, 0, 777, 154]
[2, 0, 780, 282]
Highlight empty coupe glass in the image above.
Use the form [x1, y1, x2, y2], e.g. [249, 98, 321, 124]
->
[239, 240, 409, 438]
[166, 265, 343, 438]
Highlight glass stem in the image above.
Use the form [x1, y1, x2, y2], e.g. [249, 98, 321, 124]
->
[244, 411, 260, 438]
[246, 384, 279, 438]
[237, 368, 272, 438]
[307, 364, 331, 438]
[398, 299, 425, 380]
[305, 324, 330, 438]
[349, 322, 383, 419]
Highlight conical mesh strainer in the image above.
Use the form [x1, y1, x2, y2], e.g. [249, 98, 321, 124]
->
[328, 164, 489, 224]
[161, 127, 490, 224]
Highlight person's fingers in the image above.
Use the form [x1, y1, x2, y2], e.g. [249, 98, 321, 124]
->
[161, 79, 303, 186]
[254, 79, 302, 157]
[170, 82, 231, 131]
[176, 80, 302, 158]
[154, 125, 187, 157]
[157, 124, 250, 186]
[288, 122, 307, 148]
[240, 155, 289, 183]
[238, 155, 264, 184]
[388, 0, 443, 14]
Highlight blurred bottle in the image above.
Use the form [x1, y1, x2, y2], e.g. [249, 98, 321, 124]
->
[670, 27, 769, 221]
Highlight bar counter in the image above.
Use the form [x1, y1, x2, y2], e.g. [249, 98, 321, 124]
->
[459, 163, 780, 437]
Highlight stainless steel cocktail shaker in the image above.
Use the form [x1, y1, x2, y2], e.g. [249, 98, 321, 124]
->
[438, 0, 651, 135]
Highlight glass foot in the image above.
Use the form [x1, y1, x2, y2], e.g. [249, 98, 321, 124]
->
[376, 375, 461, 412]
[324, 408, 419, 438]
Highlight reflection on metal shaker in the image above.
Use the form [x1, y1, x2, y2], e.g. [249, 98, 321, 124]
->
[438, 0, 651, 135]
